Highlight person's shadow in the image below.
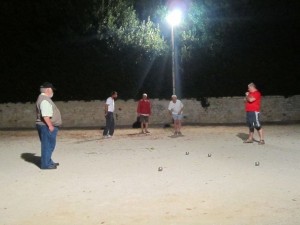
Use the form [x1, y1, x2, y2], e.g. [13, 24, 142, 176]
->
[21, 153, 41, 168]
[236, 133, 249, 141]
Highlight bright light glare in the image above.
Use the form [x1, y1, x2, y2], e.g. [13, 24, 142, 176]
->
[167, 9, 182, 27]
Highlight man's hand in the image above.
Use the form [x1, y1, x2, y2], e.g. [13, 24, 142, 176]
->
[43, 116, 55, 132]
[48, 125, 55, 132]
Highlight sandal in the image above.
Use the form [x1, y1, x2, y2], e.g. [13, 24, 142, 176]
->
[258, 140, 265, 145]
[243, 139, 253, 143]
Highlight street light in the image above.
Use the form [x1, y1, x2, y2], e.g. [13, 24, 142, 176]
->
[167, 9, 182, 95]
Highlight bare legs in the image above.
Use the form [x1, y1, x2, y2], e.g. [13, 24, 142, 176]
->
[141, 122, 149, 133]
[246, 128, 264, 144]
[173, 119, 182, 134]
[248, 128, 263, 141]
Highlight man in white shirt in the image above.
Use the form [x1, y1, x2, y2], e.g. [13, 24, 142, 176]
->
[168, 95, 184, 135]
[103, 91, 118, 138]
[36, 82, 62, 169]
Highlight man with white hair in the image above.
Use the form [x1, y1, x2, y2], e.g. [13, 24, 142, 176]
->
[137, 93, 151, 133]
[168, 95, 184, 135]
[36, 82, 62, 169]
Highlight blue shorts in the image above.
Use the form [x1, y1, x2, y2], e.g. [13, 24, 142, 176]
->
[246, 111, 261, 128]
[172, 114, 183, 121]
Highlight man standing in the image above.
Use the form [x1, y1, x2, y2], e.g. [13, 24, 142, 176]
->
[103, 91, 118, 138]
[244, 82, 265, 145]
[36, 82, 62, 169]
[137, 93, 151, 134]
[168, 95, 184, 135]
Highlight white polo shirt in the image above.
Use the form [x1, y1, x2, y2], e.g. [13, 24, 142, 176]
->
[168, 100, 183, 115]
[106, 97, 115, 112]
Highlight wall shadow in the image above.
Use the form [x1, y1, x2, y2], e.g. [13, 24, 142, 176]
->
[21, 153, 41, 168]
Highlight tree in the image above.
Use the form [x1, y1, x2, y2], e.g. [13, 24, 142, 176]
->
[98, 0, 168, 61]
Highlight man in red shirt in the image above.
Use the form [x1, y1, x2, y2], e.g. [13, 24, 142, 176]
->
[244, 82, 265, 144]
[137, 93, 151, 133]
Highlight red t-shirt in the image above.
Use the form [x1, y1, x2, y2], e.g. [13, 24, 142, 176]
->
[245, 90, 261, 112]
[137, 99, 151, 115]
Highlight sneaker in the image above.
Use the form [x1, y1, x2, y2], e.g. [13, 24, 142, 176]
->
[103, 135, 112, 139]
[258, 140, 265, 145]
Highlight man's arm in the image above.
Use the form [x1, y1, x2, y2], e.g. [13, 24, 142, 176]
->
[104, 104, 109, 115]
[245, 92, 256, 102]
[43, 116, 54, 132]
[168, 103, 172, 115]
[149, 101, 151, 115]
[179, 106, 184, 115]
[40, 100, 54, 131]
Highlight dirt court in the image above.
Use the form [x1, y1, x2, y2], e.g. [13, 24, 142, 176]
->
[0, 125, 300, 225]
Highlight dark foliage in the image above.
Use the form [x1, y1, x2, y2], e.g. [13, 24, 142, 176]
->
[0, 0, 299, 103]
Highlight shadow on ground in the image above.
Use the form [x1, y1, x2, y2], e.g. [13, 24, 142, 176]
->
[236, 133, 248, 141]
[21, 153, 41, 168]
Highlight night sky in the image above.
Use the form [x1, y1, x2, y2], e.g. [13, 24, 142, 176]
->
[1, 0, 299, 103]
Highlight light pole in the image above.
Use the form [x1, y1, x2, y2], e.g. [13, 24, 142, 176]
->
[167, 9, 182, 95]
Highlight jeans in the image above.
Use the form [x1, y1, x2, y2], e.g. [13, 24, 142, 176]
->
[36, 124, 58, 169]
[103, 112, 115, 136]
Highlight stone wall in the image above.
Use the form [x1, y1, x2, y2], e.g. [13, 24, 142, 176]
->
[1, 96, 299, 129]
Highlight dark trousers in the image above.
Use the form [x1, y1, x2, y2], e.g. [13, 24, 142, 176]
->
[103, 112, 115, 136]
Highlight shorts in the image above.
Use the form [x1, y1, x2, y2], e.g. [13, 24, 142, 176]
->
[172, 114, 183, 121]
[139, 115, 149, 123]
[246, 111, 261, 128]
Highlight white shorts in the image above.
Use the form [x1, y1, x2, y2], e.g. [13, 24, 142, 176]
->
[172, 114, 183, 121]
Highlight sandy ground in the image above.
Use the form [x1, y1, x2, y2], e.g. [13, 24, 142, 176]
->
[0, 125, 300, 225]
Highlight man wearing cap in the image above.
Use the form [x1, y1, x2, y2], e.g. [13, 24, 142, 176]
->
[36, 82, 62, 169]
[137, 93, 151, 134]
[168, 95, 184, 135]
